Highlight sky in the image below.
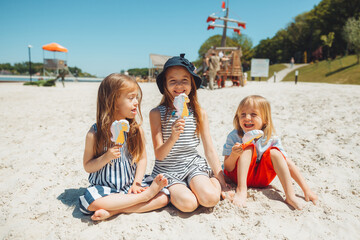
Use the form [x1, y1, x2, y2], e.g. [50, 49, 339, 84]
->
[0, 0, 322, 77]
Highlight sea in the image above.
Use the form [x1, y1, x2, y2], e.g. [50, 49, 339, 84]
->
[0, 75, 103, 82]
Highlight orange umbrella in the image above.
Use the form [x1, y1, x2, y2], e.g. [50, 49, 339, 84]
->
[42, 42, 68, 52]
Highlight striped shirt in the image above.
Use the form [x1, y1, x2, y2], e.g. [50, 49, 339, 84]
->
[88, 124, 136, 193]
[151, 105, 211, 185]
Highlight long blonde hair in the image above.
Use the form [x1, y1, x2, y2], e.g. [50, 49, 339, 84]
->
[159, 66, 203, 135]
[233, 95, 275, 143]
[95, 73, 144, 164]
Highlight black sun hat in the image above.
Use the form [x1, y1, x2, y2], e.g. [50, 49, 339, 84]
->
[156, 53, 202, 94]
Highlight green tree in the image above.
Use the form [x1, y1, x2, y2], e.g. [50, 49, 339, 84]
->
[196, 34, 252, 69]
[231, 33, 254, 67]
[321, 32, 335, 59]
[343, 17, 360, 63]
[0, 62, 95, 77]
[254, 0, 360, 63]
[197, 35, 238, 59]
[127, 68, 148, 77]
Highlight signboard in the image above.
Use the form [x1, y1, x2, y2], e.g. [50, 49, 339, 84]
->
[250, 58, 269, 77]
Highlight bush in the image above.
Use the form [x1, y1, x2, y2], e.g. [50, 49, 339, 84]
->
[23, 81, 40, 86]
[23, 79, 56, 87]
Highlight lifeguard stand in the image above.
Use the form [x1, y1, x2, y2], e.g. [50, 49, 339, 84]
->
[206, 46, 245, 87]
[42, 42, 68, 77]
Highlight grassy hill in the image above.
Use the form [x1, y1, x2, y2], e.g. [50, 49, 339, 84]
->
[282, 55, 360, 85]
[245, 63, 288, 81]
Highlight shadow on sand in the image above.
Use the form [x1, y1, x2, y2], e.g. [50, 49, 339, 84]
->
[57, 188, 93, 223]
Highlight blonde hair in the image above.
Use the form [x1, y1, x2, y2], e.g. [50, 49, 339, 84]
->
[159, 66, 203, 135]
[95, 73, 144, 164]
[233, 95, 275, 143]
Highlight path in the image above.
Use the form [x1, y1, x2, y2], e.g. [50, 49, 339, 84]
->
[267, 63, 308, 83]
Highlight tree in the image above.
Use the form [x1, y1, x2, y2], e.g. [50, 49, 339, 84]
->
[127, 68, 148, 77]
[253, 0, 360, 63]
[197, 35, 238, 59]
[196, 34, 252, 69]
[343, 17, 360, 63]
[321, 32, 335, 59]
[231, 33, 254, 67]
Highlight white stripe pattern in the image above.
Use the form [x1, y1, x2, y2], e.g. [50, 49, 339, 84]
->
[88, 124, 136, 193]
[151, 105, 211, 186]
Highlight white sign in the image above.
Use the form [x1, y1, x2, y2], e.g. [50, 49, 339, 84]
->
[251, 58, 269, 77]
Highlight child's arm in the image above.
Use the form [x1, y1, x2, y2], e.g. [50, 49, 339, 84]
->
[128, 127, 147, 194]
[223, 143, 243, 172]
[149, 108, 185, 160]
[199, 109, 228, 189]
[286, 158, 318, 204]
[83, 130, 120, 173]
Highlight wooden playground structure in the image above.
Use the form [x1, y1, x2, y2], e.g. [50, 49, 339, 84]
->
[205, 46, 246, 87]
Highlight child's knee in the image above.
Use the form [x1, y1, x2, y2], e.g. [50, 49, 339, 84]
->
[242, 145, 254, 158]
[198, 190, 220, 207]
[270, 149, 285, 162]
[174, 195, 198, 212]
[179, 201, 198, 212]
[239, 146, 253, 162]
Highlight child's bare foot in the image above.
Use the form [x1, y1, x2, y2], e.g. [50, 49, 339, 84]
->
[305, 190, 318, 205]
[285, 196, 304, 210]
[233, 191, 247, 208]
[91, 209, 112, 221]
[144, 174, 168, 201]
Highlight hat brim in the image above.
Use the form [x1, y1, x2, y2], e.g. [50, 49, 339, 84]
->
[156, 65, 202, 94]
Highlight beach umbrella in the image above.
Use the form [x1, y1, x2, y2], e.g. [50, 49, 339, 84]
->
[42, 42, 68, 52]
[42, 43, 68, 76]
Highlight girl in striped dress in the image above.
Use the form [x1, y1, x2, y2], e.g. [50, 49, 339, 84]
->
[149, 54, 229, 212]
[79, 74, 168, 221]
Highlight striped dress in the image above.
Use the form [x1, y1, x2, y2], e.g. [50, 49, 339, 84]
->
[79, 123, 137, 214]
[151, 105, 212, 188]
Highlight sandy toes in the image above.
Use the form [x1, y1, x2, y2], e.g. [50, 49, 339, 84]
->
[144, 174, 168, 201]
[232, 191, 247, 208]
[91, 209, 112, 221]
[285, 196, 304, 210]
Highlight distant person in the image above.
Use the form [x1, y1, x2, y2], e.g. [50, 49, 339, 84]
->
[154, 68, 159, 78]
[206, 50, 220, 90]
[79, 74, 168, 221]
[290, 57, 295, 68]
[56, 64, 68, 87]
[222, 95, 318, 209]
[74, 69, 79, 82]
[199, 54, 208, 88]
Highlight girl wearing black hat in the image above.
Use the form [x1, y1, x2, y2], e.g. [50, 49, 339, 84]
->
[149, 54, 229, 212]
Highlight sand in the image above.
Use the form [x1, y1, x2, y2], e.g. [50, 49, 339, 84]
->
[0, 81, 359, 239]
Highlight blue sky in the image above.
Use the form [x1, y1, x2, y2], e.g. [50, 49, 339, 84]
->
[0, 0, 322, 77]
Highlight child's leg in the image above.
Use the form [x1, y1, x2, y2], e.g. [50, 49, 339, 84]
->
[91, 192, 169, 221]
[189, 175, 221, 208]
[168, 183, 199, 212]
[286, 158, 318, 204]
[270, 149, 303, 210]
[233, 146, 253, 207]
[88, 174, 167, 212]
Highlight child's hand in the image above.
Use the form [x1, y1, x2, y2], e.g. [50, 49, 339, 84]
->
[105, 145, 122, 162]
[171, 119, 185, 139]
[128, 182, 147, 194]
[305, 189, 318, 205]
[215, 172, 231, 192]
[231, 142, 243, 157]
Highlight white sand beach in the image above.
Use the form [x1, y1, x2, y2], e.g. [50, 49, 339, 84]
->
[0, 80, 359, 239]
